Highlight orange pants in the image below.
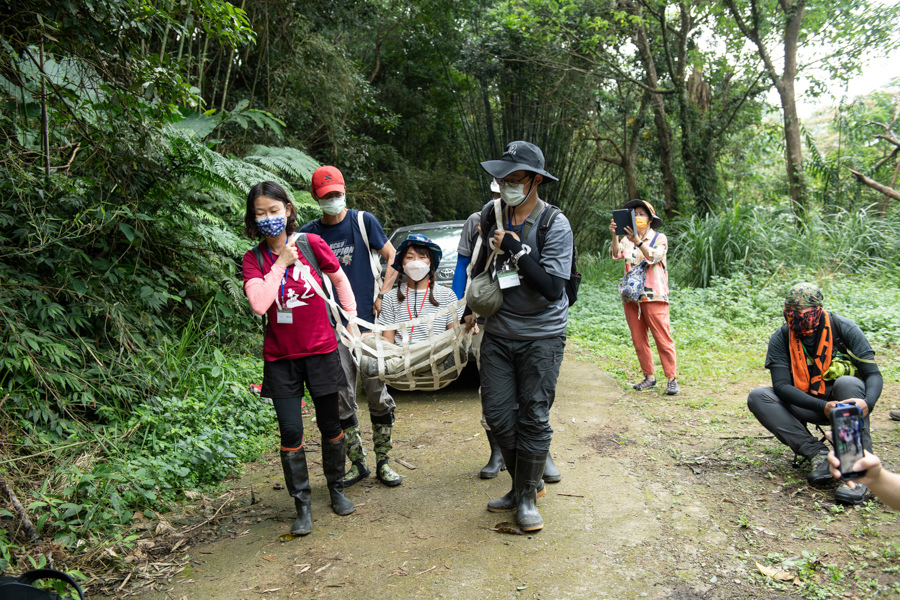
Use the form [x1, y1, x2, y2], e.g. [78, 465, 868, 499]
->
[623, 301, 677, 380]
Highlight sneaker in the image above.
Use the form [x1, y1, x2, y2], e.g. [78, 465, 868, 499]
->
[834, 482, 868, 505]
[807, 449, 833, 485]
[666, 379, 681, 396]
[890, 410, 900, 422]
[632, 377, 657, 391]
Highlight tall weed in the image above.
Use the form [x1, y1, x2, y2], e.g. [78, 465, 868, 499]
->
[668, 203, 900, 288]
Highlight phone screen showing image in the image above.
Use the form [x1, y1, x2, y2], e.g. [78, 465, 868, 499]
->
[831, 405, 866, 479]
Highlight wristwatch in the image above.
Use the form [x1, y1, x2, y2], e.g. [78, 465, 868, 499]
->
[377, 293, 385, 300]
[511, 246, 529, 265]
[636, 241, 644, 248]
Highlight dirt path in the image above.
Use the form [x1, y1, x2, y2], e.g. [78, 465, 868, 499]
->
[136, 350, 900, 599]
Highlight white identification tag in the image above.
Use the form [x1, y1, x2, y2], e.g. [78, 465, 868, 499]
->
[276, 308, 293, 324]
[497, 264, 521, 289]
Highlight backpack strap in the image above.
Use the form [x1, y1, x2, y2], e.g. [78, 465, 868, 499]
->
[536, 204, 562, 253]
[477, 199, 504, 275]
[356, 210, 384, 300]
[293, 233, 324, 289]
[253, 244, 267, 333]
[293, 233, 336, 328]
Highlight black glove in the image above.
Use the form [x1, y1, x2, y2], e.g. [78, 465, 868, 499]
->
[498, 232, 523, 255]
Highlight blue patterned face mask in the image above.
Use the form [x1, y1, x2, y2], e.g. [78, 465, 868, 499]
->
[256, 212, 287, 237]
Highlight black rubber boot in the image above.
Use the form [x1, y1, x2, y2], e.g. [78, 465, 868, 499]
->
[322, 437, 356, 516]
[543, 451, 561, 483]
[487, 447, 518, 512]
[480, 430, 506, 479]
[280, 450, 312, 536]
[516, 451, 547, 532]
[487, 448, 545, 512]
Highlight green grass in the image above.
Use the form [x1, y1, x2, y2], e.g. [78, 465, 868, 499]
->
[568, 263, 900, 388]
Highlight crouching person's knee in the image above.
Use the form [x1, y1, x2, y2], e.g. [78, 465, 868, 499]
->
[747, 387, 775, 417]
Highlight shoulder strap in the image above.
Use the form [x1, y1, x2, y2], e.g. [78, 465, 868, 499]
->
[536, 204, 562, 253]
[252, 244, 268, 332]
[355, 210, 384, 298]
[356, 210, 370, 251]
[650, 232, 659, 247]
[477, 199, 504, 274]
[253, 244, 265, 272]
[294, 233, 325, 291]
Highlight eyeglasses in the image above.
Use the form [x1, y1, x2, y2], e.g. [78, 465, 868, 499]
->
[497, 174, 532, 186]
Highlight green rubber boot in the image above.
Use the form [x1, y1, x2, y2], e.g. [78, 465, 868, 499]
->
[342, 425, 370, 487]
[373, 424, 403, 486]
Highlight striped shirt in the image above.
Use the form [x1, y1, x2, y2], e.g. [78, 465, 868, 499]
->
[378, 283, 460, 345]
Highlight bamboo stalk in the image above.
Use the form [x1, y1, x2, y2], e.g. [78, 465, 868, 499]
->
[39, 38, 49, 178]
[198, 35, 209, 104]
[218, 0, 246, 113]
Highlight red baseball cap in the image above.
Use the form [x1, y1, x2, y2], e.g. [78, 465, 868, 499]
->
[311, 166, 346, 197]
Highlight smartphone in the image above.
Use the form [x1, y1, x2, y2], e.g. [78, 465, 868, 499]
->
[830, 403, 867, 480]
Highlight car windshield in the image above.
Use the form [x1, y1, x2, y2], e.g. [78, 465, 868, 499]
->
[390, 226, 462, 266]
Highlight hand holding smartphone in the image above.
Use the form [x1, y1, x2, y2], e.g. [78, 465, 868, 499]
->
[830, 402, 867, 480]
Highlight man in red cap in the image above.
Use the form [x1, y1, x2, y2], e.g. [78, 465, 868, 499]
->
[300, 166, 404, 487]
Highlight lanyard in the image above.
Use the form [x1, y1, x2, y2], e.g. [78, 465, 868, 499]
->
[406, 282, 429, 336]
[265, 236, 292, 304]
[507, 205, 524, 238]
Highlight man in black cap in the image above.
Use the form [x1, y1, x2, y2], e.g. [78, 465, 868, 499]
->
[464, 141, 573, 532]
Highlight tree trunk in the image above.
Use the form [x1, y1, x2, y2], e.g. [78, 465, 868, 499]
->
[632, 22, 678, 217]
[780, 0, 807, 216]
[623, 159, 638, 199]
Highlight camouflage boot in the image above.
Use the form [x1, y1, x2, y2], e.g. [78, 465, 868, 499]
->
[342, 425, 370, 487]
[372, 424, 403, 487]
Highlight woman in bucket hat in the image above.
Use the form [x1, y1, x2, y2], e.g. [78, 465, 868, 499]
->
[362, 234, 467, 382]
[464, 141, 574, 532]
[378, 234, 461, 345]
[609, 198, 680, 395]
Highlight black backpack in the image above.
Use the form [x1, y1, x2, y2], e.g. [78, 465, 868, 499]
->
[479, 201, 582, 306]
[0, 568, 86, 600]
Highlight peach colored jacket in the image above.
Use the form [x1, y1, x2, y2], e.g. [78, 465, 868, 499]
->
[610, 229, 669, 302]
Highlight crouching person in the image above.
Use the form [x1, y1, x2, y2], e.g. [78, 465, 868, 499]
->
[748, 283, 883, 505]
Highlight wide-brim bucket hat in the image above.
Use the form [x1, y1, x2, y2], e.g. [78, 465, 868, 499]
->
[623, 198, 662, 229]
[393, 233, 443, 269]
[480, 141, 558, 181]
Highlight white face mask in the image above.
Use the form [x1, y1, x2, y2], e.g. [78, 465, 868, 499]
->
[403, 260, 430, 282]
[319, 195, 346, 215]
[500, 180, 532, 207]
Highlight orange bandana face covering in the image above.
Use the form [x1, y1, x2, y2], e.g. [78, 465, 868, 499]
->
[787, 311, 833, 397]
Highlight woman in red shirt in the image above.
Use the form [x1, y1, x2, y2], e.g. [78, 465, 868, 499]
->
[242, 181, 360, 537]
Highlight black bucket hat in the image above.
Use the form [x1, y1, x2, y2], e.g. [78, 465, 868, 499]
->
[623, 199, 662, 228]
[480, 141, 559, 182]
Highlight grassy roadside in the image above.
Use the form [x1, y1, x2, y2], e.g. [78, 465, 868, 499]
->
[568, 266, 900, 598]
